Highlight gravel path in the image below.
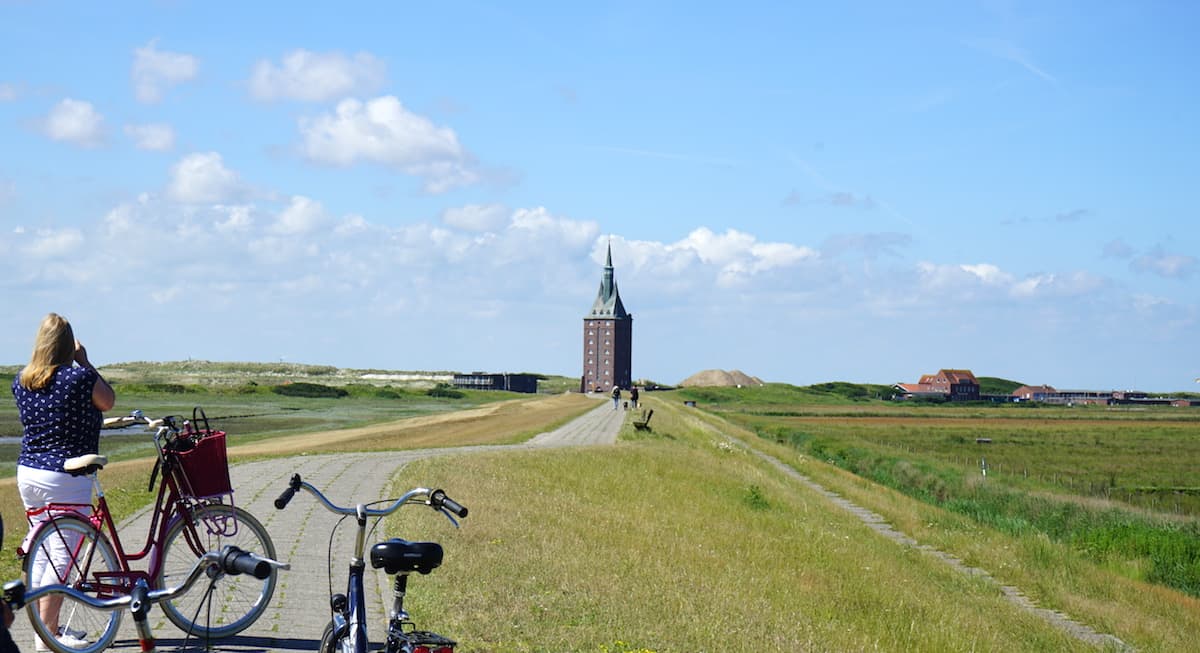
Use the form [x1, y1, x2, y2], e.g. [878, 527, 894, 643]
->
[11, 397, 621, 652]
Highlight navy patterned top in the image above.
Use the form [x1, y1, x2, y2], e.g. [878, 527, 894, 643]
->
[12, 365, 102, 472]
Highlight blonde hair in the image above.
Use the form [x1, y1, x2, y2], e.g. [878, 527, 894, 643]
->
[19, 313, 75, 391]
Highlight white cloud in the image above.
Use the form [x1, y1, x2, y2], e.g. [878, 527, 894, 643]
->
[23, 228, 85, 258]
[272, 196, 328, 235]
[298, 96, 479, 193]
[249, 50, 386, 102]
[215, 205, 254, 234]
[0, 83, 16, 101]
[166, 152, 248, 203]
[43, 99, 105, 146]
[1132, 247, 1196, 279]
[442, 204, 508, 232]
[1010, 271, 1106, 298]
[124, 123, 175, 151]
[132, 40, 199, 103]
[672, 227, 816, 286]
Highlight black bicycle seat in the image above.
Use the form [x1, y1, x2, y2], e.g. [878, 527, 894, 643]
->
[369, 538, 443, 575]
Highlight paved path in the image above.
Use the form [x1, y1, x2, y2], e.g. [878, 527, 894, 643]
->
[11, 397, 623, 652]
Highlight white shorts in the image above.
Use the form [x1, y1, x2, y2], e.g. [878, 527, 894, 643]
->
[17, 465, 94, 573]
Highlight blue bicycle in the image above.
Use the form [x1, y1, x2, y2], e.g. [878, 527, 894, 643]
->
[274, 473, 467, 653]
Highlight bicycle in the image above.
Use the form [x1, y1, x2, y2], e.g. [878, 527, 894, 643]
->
[18, 409, 277, 653]
[5, 545, 286, 653]
[274, 473, 468, 653]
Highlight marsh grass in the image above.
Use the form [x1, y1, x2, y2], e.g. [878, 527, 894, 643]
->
[757, 440, 1200, 652]
[382, 397, 1094, 653]
[740, 414, 1200, 597]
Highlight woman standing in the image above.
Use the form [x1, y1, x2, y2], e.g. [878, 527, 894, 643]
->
[12, 313, 114, 650]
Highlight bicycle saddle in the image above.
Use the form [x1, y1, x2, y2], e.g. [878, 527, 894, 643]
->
[370, 538, 443, 575]
[64, 454, 108, 475]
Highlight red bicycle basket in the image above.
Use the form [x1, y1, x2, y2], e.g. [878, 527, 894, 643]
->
[171, 430, 232, 498]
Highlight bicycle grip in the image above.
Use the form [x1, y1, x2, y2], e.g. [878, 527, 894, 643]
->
[431, 489, 468, 518]
[274, 487, 296, 510]
[220, 546, 272, 579]
[275, 473, 302, 509]
[3, 579, 26, 610]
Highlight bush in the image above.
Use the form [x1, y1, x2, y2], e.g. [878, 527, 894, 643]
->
[426, 383, 464, 399]
[271, 382, 348, 398]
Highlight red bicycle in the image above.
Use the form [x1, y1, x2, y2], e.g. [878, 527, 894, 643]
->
[20, 409, 277, 653]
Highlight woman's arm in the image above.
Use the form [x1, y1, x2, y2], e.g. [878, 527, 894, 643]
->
[75, 340, 116, 411]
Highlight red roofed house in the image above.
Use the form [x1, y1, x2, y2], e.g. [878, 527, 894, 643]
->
[1012, 385, 1058, 402]
[894, 369, 981, 401]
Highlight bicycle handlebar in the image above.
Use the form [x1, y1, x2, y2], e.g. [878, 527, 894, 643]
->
[3, 545, 288, 611]
[274, 473, 468, 521]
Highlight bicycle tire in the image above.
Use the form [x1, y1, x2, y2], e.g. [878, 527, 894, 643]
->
[23, 515, 123, 653]
[156, 503, 277, 638]
[319, 620, 341, 653]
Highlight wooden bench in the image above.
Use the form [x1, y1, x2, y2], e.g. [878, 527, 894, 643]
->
[632, 408, 654, 431]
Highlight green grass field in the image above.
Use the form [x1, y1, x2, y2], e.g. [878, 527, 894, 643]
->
[673, 385, 1200, 601]
[3, 366, 1199, 651]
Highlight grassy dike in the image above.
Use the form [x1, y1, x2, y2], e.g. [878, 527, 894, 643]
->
[385, 396, 1102, 653]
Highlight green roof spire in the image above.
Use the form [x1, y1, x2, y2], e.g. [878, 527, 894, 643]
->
[587, 239, 629, 319]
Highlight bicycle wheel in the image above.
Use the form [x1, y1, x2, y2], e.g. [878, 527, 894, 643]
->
[23, 515, 123, 653]
[319, 620, 340, 653]
[157, 503, 277, 638]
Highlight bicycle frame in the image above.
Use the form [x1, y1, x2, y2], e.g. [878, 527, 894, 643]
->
[6, 546, 285, 653]
[275, 476, 465, 653]
[325, 504, 372, 653]
[23, 430, 230, 594]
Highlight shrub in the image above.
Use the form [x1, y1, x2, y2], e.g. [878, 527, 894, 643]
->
[426, 383, 464, 399]
[271, 382, 348, 398]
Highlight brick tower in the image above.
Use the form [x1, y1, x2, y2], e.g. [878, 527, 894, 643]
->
[581, 241, 632, 392]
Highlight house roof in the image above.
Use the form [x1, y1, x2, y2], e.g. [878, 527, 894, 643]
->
[1012, 384, 1057, 396]
[894, 383, 944, 395]
[939, 369, 978, 384]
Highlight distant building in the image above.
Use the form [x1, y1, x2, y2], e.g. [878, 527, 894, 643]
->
[1012, 385, 1058, 402]
[581, 242, 633, 392]
[894, 369, 980, 401]
[452, 372, 539, 394]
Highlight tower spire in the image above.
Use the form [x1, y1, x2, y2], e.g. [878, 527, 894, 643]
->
[589, 239, 627, 318]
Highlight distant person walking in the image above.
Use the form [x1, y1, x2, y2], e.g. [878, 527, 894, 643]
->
[611, 386, 621, 410]
[630, 386, 639, 409]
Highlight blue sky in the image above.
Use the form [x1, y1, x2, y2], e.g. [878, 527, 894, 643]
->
[1, 1, 1196, 391]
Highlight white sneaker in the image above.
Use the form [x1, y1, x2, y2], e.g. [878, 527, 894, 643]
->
[58, 626, 88, 641]
[34, 631, 91, 652]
